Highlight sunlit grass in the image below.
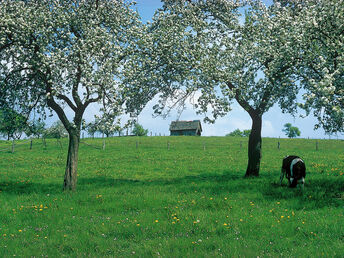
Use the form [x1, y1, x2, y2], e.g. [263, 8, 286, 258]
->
[0, 136, 343, 256]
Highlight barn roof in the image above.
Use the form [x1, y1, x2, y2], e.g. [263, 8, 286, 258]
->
[169, 120, 202, 131]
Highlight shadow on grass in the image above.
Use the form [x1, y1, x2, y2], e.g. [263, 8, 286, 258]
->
[77, 171, 245, 192]
[76, 172, 276, 200]
[0, 171, 244, 195]
[1, 172, 342, 211]
[77, 173, 343, 210]
[262, 177, 344, 210]
[0, 181, 61, 195]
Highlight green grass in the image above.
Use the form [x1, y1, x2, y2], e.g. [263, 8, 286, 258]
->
[0, 136, 343, 257]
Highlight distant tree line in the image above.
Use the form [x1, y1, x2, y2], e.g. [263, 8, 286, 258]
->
[0, 112, 67, 140]
[86, 118, 148, 138]
[226, 129, 251, 137]
[0, 112, 148, 140]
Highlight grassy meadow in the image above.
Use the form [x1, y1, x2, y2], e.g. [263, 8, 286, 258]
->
[0, 136, 343, 257]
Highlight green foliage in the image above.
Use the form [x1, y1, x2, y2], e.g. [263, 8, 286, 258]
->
[86, 122, 98, 138]
[226, 129, 243, 137]
[226, 129, 251, 137]
[43, 121, 68, 139]
[0, 108, 27, 140]
[0, 136, 343, 256]
[283, 123, 301, 138]
[25, 120, 46, 139]
[132, 123, 148, 136]
[242, 129, 251, 137]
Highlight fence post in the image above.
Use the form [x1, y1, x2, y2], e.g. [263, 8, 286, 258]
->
[30, 139, 33, 150]
[277, 141, 280, 150]
[103, 139, 106, 150]
[43, 137, 47, 149]
[203, 143, 206, 151]
[167, 141, 170, 150]
[57, 139, 62, 150]
[11, 140, 14, 153]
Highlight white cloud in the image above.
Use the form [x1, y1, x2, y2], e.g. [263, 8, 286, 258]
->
[262, 120, 275, 137]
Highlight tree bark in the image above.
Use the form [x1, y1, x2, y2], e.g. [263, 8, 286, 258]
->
[245, 112, 262, 177]
[63, 130, 80, 191]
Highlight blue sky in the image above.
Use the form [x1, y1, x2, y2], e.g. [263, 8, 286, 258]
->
[130, 0, 338, 139]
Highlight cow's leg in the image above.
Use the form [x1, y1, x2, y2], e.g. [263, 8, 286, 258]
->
[298, 177, 305, 191]
[280, 168, 285, 185]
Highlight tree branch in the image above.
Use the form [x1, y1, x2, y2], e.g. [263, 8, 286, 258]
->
[45, 80, 72, 132]
[259, 87, 272, 113]
[72, 62, 83, 108]
[84, 92, 102, 108]
[227, 81, 256, 116]
[0, 42, 12, 52]
[0, 32, 14, 52]
[57, 94, 77, 112]
[22, 93, 43, 125]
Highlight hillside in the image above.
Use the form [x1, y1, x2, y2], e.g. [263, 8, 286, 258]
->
[0, 136, 343, 256]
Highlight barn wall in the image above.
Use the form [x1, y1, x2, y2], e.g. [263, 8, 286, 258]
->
[170, 130, 199, 136]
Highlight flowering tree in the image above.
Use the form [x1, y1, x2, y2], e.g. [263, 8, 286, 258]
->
[151, 0, 299, 176]
[43, 121, 68, 139]
[87, 113, 122, 138]
[296, 0, 344, 133]
[0, 0, 151, 190]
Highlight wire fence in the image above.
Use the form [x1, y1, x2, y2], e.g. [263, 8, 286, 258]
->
[0, 136, 342, 154]
[0, 138, 63, 153]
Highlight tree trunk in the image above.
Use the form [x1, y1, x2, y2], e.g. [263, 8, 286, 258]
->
[63, 131, 80, 191]
[245, 113, 262, 177]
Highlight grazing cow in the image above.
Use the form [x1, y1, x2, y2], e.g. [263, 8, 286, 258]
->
[280, 155, 306, 189]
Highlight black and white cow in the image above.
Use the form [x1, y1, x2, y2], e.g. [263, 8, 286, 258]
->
[280, 155, 306, 189]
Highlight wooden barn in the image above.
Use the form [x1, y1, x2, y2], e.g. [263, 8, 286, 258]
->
[169, 120, 202, 136]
